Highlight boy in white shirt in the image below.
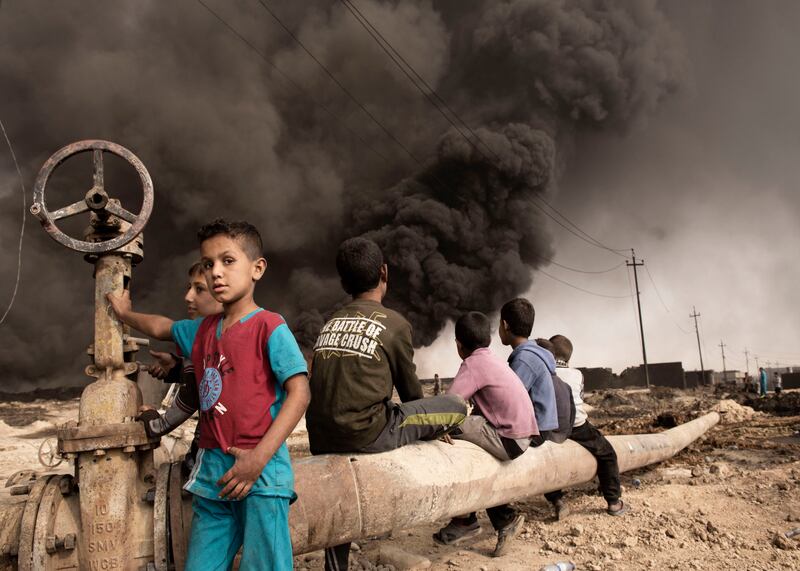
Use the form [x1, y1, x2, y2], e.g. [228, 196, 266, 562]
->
[544, 335, 628, 518]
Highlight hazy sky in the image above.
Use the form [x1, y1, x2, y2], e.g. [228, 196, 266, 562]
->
[1, 1, 799, 389]
[417, 1, 800, 376]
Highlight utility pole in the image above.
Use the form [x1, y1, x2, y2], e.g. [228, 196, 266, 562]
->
[755, 355, 760, 370]
[690, 306, 705, 384]
[719, 340, 727, 382]
[627, 249, 650, 389]
[744, 348, 750, 377]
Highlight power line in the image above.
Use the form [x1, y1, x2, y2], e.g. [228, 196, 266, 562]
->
[255, 0, 425, 168]
[536, 255, 625, 274]
[644, 264, 692, 334]
[0, 118, 26, 324]
[537, 268, 632, 299]
[335, 0, 629, 258]
[195, 0, 391, 164]
[201, 0, 632, 267]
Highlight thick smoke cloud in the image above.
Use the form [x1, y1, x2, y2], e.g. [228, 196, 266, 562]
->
[355, 124, 555, 346]
[0, 0, 683, 388]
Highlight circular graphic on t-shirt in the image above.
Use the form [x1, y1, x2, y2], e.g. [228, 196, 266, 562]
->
[199, 367, 223, 412]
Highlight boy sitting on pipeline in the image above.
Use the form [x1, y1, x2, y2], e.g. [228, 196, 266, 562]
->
[307, 237, 468, 571]
[433, 311, 538, 557]
[543, 334, 628, 517]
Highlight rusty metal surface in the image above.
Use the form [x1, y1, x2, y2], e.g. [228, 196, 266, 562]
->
[30, 140, 154, 254]
[168, 465, 186, 571]
[58, 421, 155, 454]
[77, 449, 140, 571]
[288, 455, 361, 552]
[16, 476, 49, 570]
[153, 464, 170, 571]
[31, 476, 61, 568]
[0, 139, 159, 570]
[286, 412, 720, 554]
[78, 371, 142, 430]
[94, 255, 128, 372]
[0, 494, 26, 564]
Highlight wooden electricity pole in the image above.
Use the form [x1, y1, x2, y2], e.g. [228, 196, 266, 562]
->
[627, 250, 650, 389]
[744, 348, 750, 377]
[719, 340, 727, 382]
[690, 306, 705, 384]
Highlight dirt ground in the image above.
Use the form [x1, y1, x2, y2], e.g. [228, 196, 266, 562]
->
[1, 386, 799, 570]
[294, 386, 800, 571]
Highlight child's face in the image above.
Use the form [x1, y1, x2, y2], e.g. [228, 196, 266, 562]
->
[185, 272, 223, 319]
[200, 235, 266, 306]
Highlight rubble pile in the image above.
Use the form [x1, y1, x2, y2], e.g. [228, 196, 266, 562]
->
[710, 399, 760, 424]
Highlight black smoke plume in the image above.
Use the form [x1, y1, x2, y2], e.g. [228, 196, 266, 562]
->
[0, 0, 683, 388]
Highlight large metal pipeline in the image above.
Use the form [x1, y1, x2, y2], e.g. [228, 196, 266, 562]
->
[1, 403, 718, 568]
[288, 412, 719, 554]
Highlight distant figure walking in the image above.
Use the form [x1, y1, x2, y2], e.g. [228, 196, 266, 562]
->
[759, 367, 768, 397]
[433, 373, 442, 395]
[774, 371, 783, 395]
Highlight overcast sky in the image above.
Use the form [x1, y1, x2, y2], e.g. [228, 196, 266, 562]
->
[2, 1, 799, 389]
[416, 0, 800, 377]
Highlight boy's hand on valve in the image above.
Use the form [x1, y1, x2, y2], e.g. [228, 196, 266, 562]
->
[217, 446, 269, 500]
[106, 289, 131, 319]
[148, 350, 177, 379]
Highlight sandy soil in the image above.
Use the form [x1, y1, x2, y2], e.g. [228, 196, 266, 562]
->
[294, 387, 800, 571]
[2, 387, 799, 570]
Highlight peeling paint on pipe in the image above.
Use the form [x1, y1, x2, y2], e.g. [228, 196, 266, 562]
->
[288, 412, 719, 554]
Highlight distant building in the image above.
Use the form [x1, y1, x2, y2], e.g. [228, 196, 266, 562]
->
[579, 367, 616, 391]
[685, 370, 713, 387]
[620, 362, 686, 389]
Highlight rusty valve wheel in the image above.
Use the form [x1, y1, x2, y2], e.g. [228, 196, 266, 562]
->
[37, 438, 63, 468]
[29, 140, 154, 253]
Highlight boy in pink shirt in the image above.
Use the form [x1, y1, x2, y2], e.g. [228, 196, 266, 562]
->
[433, 311, 538, 556]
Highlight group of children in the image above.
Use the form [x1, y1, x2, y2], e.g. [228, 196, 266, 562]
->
[109, 220, 626, 571]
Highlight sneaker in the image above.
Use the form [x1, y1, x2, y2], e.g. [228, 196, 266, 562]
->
[491, 514, 525, 557]
[432, 520, 482, 546]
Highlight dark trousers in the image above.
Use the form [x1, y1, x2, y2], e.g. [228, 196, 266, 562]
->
[324, 394, 467, 571]
[544, 421, 621, 505]
[453, 504, 518, 531]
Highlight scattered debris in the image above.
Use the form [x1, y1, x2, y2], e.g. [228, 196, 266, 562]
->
[710, 399, 758, 423]
[378, 545, 431, 571]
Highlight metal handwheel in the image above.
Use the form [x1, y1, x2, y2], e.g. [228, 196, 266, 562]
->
[37, 437, 63, 468]
[29, 139, 154, 253]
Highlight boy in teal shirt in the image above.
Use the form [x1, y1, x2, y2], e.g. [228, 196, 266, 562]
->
[109, 219, 310, 570]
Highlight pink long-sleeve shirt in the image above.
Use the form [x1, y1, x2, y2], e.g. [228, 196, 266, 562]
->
[448, 347, 539, 439]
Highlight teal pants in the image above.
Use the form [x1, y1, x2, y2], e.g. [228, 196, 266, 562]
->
[185, 494, 292, 571]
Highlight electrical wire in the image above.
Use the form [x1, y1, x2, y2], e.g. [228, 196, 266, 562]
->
[195, 0, 391, 164]
[255, 0, 425, 168]
[337, 0, 629, 257]
[644, 265, 692, 334]
[202, 1, 634, 278]
[538, 256, 625, 274]
[201, 0, 632, 278]
[0, 118, 26, 324]
[537, 268, 632, 299]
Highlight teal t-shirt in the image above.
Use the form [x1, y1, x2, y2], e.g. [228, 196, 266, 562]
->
[171, 308, 307, 501]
